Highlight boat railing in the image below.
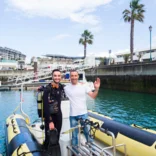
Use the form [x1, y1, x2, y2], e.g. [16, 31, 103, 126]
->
[65, 119, 127, 156]
[98, 127, 127, 156]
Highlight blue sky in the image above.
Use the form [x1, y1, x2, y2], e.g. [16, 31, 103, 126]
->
[0, 0, 156, 62]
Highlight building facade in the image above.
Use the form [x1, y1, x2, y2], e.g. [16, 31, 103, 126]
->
[0, 46, 26, 61]
[39, 54, 83, 65]
[115, 48, 156, 64]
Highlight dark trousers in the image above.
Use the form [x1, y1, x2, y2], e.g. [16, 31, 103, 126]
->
[44, 111, 62, 147]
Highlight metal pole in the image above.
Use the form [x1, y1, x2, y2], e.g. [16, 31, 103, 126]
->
[149, 26, 152, 61]
[109, 50, 111, 65]
[150, 29, 152, 61]
[34, 57, 38, 80]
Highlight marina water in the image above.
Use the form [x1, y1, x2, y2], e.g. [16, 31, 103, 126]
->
[0, 89, 156, 155]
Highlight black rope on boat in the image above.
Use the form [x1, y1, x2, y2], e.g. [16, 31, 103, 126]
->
[17, 144, 52, 156]
[8, 124, 43, 133]
[18, 125, 43, 132]
[12, 124, 17, 134]
[80, 119, 99, 139]
[11, 119, 14, 124]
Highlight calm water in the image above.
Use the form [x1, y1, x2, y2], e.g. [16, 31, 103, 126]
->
[0, 89, 156, 155]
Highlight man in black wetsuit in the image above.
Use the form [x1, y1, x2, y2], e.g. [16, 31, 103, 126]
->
[43, 69, 64, 147]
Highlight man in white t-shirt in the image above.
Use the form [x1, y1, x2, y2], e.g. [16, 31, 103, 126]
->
[64, 70, 100, 149]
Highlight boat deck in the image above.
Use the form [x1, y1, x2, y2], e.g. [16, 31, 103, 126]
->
[77, 134, 125, 156]
[30, 122, 125, 156]
[94, 137, 125, 156]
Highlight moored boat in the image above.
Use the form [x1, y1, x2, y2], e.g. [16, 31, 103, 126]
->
[5, 71, 156, 156]
[88, 110, 156, 156]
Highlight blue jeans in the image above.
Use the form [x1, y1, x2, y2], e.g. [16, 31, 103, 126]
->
[70, 113, 92, 146]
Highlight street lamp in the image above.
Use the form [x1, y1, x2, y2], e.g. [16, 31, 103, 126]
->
[109, 50, 111, 65]
[149, 25, 152, 61]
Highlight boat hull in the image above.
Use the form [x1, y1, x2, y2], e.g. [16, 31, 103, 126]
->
[88, 111, 156, 156]
[5, 114, 44, 156]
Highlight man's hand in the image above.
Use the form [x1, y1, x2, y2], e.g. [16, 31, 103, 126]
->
[88, 78, 100, 99]
[49, 122, 55, 130]
[37, 86, 45, 91]
[94, 78, 100, 90]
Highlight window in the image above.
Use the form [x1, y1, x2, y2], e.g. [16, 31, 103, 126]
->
[79, 74, 83, 80]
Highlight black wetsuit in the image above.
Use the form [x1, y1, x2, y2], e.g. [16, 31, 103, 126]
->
[43, 83, 64, 146]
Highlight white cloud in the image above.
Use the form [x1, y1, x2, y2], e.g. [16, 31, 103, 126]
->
[51, 34, 71, 41]
[7, 0, 112, 25]
[70, 13, 99, 25]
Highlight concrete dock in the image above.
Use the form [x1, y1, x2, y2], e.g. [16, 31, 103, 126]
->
[0, 82, 50, 91]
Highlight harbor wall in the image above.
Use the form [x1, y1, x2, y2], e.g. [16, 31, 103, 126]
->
[85, 62, 156, 94]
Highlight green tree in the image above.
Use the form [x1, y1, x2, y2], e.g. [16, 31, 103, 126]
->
[79, 30, 93, 59]
[99, 57, 104, 63]
[123, 54, 130, 63]
[123, 0, 145, 63]
[99, 57, 109, 66]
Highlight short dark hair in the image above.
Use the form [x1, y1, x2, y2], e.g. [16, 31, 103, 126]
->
[52, 69, 61, 75]
[70, 70, 79, 74]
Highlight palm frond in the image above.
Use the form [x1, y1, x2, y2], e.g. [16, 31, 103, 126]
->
[87, 40, 93, 44]
[123, 15, 131, 22]
[89, 34, 94, 40]
[134, 13, 144, 22]
[79, 38, 85, 45]
[123, 9, 131, 22]
[80, 30, 94, 42]
[137, 4, 145, 9]
[131, 0, 140, 9]
[123, 9, 131, 15]
[125, 0, 145, 22]
[126, 16, 131, 22]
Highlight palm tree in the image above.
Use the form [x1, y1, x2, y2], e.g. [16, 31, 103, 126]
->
[123, 54, 130, 63]
[79, 30, 93, 59]
[123, 0, 145, 63]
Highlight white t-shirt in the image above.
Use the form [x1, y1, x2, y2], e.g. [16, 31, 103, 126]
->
[64, 83, 92, 116]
